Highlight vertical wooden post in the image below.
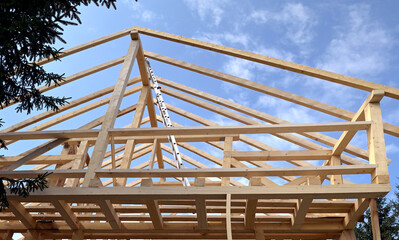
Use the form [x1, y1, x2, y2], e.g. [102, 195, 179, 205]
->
[226, 193, 232, 240]
[370, 199, 381, 240]
[330, 155, 343, 185]
[364, 93, 388, 240]
[195, 177, 207, 231]
[245, 177, 262, 230]
[65, 140, 90, 187]
[222, 137, 233, 186]
[364, 99, 389, 184]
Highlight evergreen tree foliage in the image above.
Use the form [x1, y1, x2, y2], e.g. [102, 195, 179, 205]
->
[0, 172, 51, 211]
[355, 182, 399, 239]
[0, 0, 118, 113]
[0, 0, 118, 149]
[0, 0, 124, 210]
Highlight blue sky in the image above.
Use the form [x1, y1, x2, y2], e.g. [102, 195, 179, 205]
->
[1, 1, 399, 196]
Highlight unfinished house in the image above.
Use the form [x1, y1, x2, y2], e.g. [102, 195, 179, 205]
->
[0, 27, 398, 240]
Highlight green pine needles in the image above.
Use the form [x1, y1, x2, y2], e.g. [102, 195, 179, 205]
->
[0, 172, 51, 211]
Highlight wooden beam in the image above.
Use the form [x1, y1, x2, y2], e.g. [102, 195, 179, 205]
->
[159, 84, 366, 165]
[0, 122, 372, 141]
[141, 179, 163, 229]
[228, 150, 331, 161]
[8, 201, 36, 229]
[157, 76, 369, 160]
[2, 77, 140, 138]
[137, 28, 399, 100]
[365, 101, 389, 184]
[116, 85, 149, 186]
[292, 198, 313, 230]
[98, 200, 122, 229]
[65, 141, 90, 187]
[255, 229, 265, 240]
[83, 36, 139, 187]
[222, 137, 233, 186]
[2, 139, 66, 171]
[194, 178, 207, 231]
[330, 155, 343, 185]
[332, 90, 385, 156]
[149, 138, 158, 169]
[7, 184, 390, 201]
[52, 200, 82, 230]
[226, 194, 232, 240]
[72, 230, 84, 240]
[36, 27, 135, 65]
[0, 165, 376, 179]
[344, 198, 370, 229]
[146, 51, 399, 138]
[370, 199, 381, 240]
[245, 177, 262, 230]
[339, 230, 356, 240]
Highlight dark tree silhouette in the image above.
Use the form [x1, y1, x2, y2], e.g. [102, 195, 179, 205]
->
[355, 182, 399, 239]
[0, 0, 121, 210]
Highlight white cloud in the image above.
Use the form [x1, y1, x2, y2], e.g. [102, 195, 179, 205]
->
[193, 32, 250, 48]
[247, 3, 316, 45]
[184, 0, 227, 26]
[255, 135, 300, 151]
[120, 0, 158, 22]
[386, 143, 399, 155]
[222, 47, 294, 80]
[209, 115, 239, 126]
[276, 106, 316, 124]
[256, 95, 279, 109]
[317, 4, 392, 77]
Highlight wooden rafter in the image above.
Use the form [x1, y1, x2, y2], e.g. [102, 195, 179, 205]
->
[0, 27, 396, 240]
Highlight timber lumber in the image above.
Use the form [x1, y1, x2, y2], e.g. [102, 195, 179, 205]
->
[1, 27, 397, 240]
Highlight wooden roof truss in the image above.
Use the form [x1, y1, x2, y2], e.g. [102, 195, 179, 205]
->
[0, 27, 398, 240]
